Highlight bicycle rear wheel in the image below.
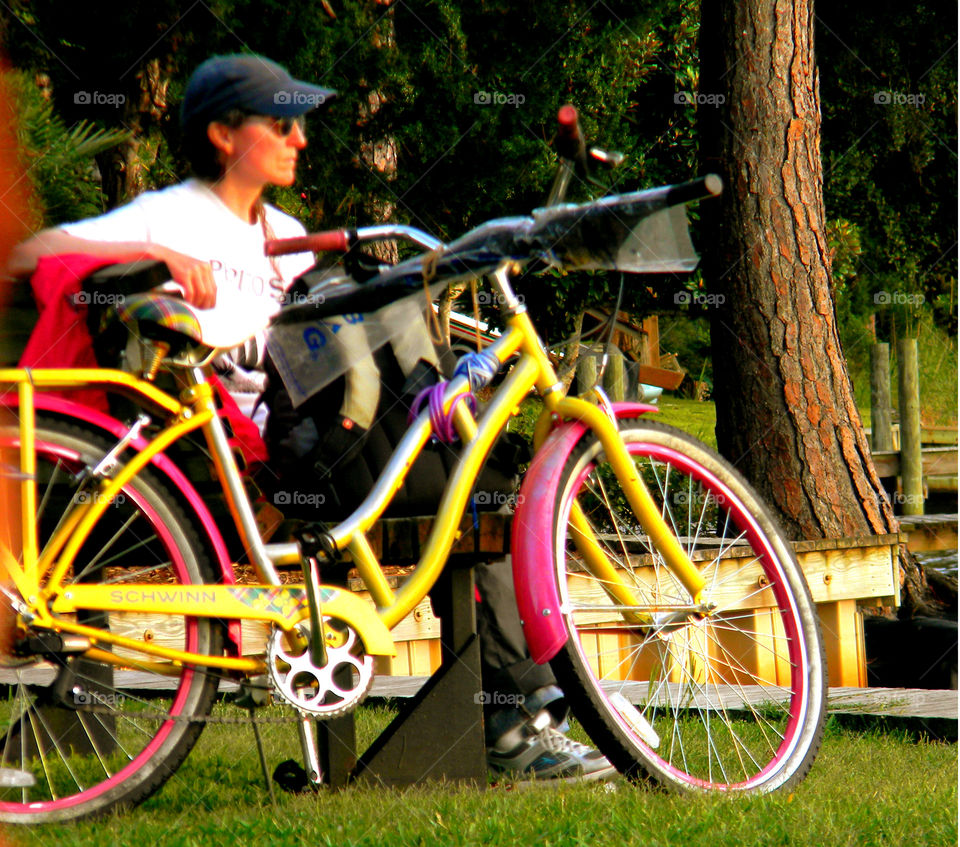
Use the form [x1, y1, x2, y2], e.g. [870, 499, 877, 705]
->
[0, 418, 222, 822]
[547, 419, 826, 793]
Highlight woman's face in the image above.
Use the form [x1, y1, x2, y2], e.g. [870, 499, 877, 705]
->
[212, 115, 308, 188]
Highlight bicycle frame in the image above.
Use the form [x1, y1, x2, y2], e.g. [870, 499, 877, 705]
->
[0, 262, 704, 678]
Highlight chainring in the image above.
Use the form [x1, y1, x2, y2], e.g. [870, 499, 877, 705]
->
[266, 619, 374, 719]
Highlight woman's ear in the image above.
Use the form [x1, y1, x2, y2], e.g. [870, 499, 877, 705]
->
[206, 121, 234, 158]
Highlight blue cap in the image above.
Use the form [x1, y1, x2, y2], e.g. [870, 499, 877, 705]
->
[180, 54, 336, 129]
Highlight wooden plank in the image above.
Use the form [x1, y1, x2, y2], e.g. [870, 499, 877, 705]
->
[817, 600, 867, 688]
[920, 426, 959, 446]
[367, 678, 959, 720]
[564, 537, 899, 616]
[927, 476, 958, 493]
[795, 542, 900, 606]
[824, 687, 958, 719]
[871, 446, 958, 478]
[635, 364, 684, 391]
[899, 514, 959, 553]
[4, 665, 951, 721]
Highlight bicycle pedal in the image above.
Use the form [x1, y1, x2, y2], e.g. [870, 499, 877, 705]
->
[232, 675, 272, 709]
[273, 759, 314, 793]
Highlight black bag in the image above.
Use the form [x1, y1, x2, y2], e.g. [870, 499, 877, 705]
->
[258, 341, 528, 522]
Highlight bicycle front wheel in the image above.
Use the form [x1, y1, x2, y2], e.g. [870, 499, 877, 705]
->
[0, 419, 223, 822]
[548, 419, 826, 794]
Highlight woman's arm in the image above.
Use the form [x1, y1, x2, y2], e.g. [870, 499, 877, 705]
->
[6, 229, 217, 309]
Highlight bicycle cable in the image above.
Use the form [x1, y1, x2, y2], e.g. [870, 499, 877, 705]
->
[594, 272, 626, 388]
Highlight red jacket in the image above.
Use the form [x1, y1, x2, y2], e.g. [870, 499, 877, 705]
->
[19, 253, 116, 411]
[19, 254, 268, 467]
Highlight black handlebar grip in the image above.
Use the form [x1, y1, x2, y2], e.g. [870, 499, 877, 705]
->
[664, 174, 723, 206]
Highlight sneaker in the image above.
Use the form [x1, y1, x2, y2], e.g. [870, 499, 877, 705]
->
[487, 708, 616, 783]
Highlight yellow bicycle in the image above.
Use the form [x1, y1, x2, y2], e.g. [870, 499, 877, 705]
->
[0, 112, 826, 822]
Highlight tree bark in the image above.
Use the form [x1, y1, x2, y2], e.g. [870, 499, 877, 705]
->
[96, 57, 170, 209]
[698, 0, 935, 615]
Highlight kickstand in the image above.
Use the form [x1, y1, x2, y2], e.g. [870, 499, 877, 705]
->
[247, 706, 278, 808]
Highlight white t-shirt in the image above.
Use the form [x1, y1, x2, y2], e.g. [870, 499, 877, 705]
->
[61, 178, 315, 318]
[61, 179, 316, 430]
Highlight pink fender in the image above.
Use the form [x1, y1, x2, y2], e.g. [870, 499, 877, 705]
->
[511, 402, 658, 664]
[17, 395, 242, 652]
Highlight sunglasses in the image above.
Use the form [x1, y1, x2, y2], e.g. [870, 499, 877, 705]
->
[246, 114, 306, 138]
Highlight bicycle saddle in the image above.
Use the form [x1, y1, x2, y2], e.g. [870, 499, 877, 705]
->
[116, 292, 275, 351]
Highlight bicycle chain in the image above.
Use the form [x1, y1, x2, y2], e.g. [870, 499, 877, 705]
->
[73, 702, 309, 725]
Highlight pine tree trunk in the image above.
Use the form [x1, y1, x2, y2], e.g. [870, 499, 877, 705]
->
[697, 0, 935, 614]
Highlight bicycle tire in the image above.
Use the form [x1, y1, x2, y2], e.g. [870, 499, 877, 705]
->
[547, 418, 826, 794]
[0, 417, 223, 822]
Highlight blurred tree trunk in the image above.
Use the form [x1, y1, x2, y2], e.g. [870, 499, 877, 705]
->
[357, 2, 399, 264]
[96, 57, 171, 209]
[698, 0, 940, 615]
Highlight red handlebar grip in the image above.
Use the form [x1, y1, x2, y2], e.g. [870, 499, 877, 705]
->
[555, 104, 585, 163]
[264, 230, 351, 256]
[557, 104, 579, 135]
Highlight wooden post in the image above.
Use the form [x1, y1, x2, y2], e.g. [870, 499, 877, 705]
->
[896, 338, 924, 515]
[603, 343, 626, 401]
[575, 346, 598, 395]
[870, 343, 894, 452]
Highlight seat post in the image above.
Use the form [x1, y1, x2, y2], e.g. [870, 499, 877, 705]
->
[143, 341, 170, 381]
[184, 366, 283, 586]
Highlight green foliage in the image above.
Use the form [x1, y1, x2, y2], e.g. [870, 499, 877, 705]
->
[1, 0, 708, 344]
[7, 70, 129, 226]
[817, 1, 957, 338]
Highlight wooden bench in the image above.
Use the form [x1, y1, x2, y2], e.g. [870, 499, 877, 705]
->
[109, 519, 903, 693]
[269, 520, 899, 690]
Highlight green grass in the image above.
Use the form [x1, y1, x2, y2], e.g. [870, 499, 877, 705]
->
[651, 397, 718, 449]
[507, 396, 718, 449]
[11, 704, 957, 846]
[842, 312, 958, 429]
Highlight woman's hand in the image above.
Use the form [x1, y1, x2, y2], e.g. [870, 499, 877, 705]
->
[150, 246, 217, 309]
[6, 231, 218, 310]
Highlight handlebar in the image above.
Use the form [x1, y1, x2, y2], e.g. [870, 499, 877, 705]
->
[665, 174, 723, 206]
[265, 108, 720, 265]
[265, 230, 352, 256]
[555, 103, 587, 166]
[265, 224, 444, 258]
